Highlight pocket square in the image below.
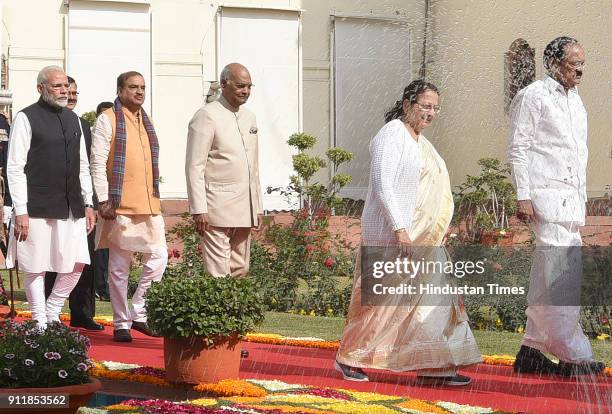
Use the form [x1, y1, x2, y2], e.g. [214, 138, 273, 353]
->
[249, 127, 258, 134]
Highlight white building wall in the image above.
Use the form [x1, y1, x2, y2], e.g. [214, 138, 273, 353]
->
[1, 0, 426, 207]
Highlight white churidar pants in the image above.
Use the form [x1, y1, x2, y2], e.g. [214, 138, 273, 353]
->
[522, 220, 592, 363]
[108, 245, 167, 330]
[25, 264, 84, 328]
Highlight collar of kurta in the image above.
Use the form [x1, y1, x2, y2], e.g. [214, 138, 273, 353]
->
[543, 75, 578, 95]
[36, 97, 65, 114]
[217, 95, 242, 113]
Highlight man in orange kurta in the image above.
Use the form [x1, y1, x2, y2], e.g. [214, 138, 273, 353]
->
[90, 71, 167, 343]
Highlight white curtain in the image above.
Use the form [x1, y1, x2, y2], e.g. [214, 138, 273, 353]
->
[334, 17, 412, 200]
[67, 1, 152, 116]
[218, 7, 300, 211]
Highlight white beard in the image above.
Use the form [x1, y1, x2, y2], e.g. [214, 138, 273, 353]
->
[41, 88, 68, 108]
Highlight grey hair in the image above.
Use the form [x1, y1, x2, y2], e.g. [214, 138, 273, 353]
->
[37, 65, 65, 85]
[543, 36, 579, 73]
[220, 65, 232, 83]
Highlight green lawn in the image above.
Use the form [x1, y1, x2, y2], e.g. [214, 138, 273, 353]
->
[3, 271, 611, 364]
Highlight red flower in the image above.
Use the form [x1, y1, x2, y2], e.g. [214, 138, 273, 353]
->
[172, 249, 181, 259]
[324, 257, 334, 268]
[167, 249, 173, 259]
[600, 317, 609, 325]
[305, 244, 316, 252]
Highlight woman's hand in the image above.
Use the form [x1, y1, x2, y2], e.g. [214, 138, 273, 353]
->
[395, 228, 412, 256]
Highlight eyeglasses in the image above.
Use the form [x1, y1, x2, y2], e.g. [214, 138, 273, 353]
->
[564, 60, 585, 70]
[415, 102, 441, 114]
[67, 92, 79, 97]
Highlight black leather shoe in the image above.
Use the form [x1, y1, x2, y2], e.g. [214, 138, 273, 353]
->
[513, 345, 559, 375]
[70, 319, 104, 331]
[113, 329, 132, 342]
[558, 360, 605, 377]
[131, 321, 162, 337]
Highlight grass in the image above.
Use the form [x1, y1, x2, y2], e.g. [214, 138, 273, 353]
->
[3, 271, 611, 364]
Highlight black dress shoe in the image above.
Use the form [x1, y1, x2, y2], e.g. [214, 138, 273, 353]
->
[558, 360, 605, 377]
[70, 319, 104, 331]
[113, 329, 132, 342]
[131, 321, 162, 337]
[513, 345, 559, 375]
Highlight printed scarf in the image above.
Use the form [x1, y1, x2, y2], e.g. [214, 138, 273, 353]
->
[109, 98, 160, 207]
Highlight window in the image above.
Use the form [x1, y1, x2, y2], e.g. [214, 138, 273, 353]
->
[504, 38, 535, 113]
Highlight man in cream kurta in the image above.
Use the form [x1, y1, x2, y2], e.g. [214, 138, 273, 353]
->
[507, 37, 603, 376]
[90, 71, 167, 343]
[186, 63, 263, 277]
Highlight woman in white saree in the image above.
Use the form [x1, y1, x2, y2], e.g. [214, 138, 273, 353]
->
[335, 80, 481, 386]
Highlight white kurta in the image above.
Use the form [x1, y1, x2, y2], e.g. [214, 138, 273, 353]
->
[507, 75, 588, 224]
[361, 119, 420, 244]
[507, 75, 592, 362]
[5, 112, 93, 273]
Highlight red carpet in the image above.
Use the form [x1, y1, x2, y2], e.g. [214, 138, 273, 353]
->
[82, 326, 612, 414]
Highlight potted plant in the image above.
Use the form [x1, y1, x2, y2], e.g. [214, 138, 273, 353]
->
[0, 320, 101, 414]
[145, 275, 265, 384]
[452, 157, 518, 245]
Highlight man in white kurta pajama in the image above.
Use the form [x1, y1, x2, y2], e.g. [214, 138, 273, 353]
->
[507, 37, 604, 376]
[6, 66, 95, 328]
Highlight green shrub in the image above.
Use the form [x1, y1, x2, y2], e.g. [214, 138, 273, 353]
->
[145, 275, 265, 345]
[453, 157, 517, 243]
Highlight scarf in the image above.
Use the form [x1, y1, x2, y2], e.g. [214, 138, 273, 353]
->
[109, 97, 160, 207]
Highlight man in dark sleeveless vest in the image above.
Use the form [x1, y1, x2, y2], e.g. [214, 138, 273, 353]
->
[44, 76, 104, 331]
[6, 65, 96, 328]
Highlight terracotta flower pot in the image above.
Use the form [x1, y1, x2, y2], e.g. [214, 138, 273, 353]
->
[0, 377, 101, 414]
[0, 305, 11, 319]
[164, 334, 241, 384]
